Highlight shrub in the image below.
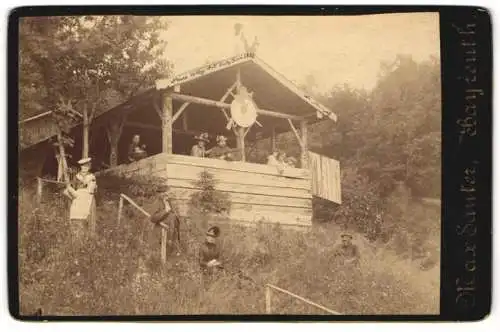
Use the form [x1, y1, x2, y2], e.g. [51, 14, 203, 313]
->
[188, 170, 231, 216]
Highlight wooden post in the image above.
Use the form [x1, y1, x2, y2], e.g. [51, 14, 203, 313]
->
[236, 126, 246, 162]
[300, 120, 308, 169]
[271, 127, 276, 151]
[265, 286, 272, 314]
[161, 228, 167, 263]
[82, 107, 90, 159]
[117, 196, 123, 225]
[182, 112, 188, 131]
[36, 177, 43, 204]
[161, 91, 174, 154]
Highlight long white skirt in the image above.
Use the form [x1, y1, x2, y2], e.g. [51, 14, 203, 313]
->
[69, 189, 93, 220]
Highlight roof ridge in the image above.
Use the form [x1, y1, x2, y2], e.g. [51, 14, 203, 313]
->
[250, 56, 337, 121]
[156, 52, 255, 89]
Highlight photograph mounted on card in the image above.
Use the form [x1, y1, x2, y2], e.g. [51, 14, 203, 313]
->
[8, 5, 492, 322]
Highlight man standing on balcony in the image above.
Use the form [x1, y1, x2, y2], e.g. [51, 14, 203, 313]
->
[207, 135, 234, 161]
[191, 132, 210, 157]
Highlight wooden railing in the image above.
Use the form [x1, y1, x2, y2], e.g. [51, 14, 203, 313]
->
[117, 193, 170, 263]
[265, 284, 342, 315]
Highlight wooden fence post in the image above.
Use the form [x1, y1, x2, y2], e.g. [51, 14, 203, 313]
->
[36, 177, 43, 204]
[161, 228, 167, 263]
[117, 196, 123, 225]
[265, 286, 272, 314]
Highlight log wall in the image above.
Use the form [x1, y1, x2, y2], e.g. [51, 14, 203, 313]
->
[100, 153, 313, 227]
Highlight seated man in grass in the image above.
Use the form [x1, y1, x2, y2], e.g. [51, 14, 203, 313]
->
[332, 232, 361, 268]
[199, 226, 223, 272]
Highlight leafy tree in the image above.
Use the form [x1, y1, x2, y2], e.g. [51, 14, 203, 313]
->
[308, 54, 440, 251]
[19, 16, 172, 160]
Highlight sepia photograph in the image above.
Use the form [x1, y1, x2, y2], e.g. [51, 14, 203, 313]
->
[16, 11, 441, 316]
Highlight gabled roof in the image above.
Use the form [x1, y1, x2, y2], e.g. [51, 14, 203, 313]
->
[156, 53, 337, 122]
[19, 53, 337, 150]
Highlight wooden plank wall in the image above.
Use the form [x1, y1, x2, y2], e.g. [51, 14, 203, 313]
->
[100, 153, 313, 227]
[308, 151, 341, 204]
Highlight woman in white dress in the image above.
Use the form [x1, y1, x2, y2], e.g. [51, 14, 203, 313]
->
[65, 157, 97, 245]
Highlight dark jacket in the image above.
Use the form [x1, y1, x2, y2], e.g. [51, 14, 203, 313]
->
[199, 242, 221, 268]
[332, 243, 360, 266]
[207, 146, 233, 160]
[150, 197, 180, 244]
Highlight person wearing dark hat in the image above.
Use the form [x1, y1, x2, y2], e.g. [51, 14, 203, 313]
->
[149, 191, 181, 255]
[206, 135, 234, 161]
[199, 226, 223, 271]
[191, 132, 210, 158]
[332, 232, 361, 267]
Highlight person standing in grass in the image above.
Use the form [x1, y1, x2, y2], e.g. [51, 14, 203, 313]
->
[65, 157, 98, 245]
[150, 191, 181, 255]
[331, 232, 362, 312]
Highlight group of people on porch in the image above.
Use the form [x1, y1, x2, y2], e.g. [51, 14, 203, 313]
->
[190, 132, 298, 168]
[191, 132, 234, 161]
[266, 149, 297, 168]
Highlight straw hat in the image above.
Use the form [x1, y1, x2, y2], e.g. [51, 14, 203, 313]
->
[216, 135, 228, 143]
[77, 157, 92, 166]
[195, 132, 209, 143]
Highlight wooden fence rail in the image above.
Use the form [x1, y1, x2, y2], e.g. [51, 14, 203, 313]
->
[265, 284, 342, 315]
[117, 193, 169, 263]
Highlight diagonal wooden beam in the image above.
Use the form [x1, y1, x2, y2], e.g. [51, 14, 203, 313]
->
[219, 81, 238, 121]
[221, 81, 238, 102]
[243, 125, 252, 138]
[153, 98, 163, 120]
[287, 119, 304, 148]
[172, 102, 190, 124]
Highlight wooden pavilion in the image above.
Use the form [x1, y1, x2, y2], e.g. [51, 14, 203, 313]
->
[19, 53, 341, 228]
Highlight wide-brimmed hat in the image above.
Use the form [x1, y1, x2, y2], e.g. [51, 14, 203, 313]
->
[216, 135, 228, 143]
[340, 232, 353, 239]
[78, 157, 92, 166]
[195, 132, 210, 142]
[206, 226, 221, 238]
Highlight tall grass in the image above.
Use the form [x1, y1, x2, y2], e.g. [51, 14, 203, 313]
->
[18, 178, 439, 316]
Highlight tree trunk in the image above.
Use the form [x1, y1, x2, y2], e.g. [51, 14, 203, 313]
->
[110, 144, 118, 167]
[56, 132, 69, 183]
[82, 108, 89, 159]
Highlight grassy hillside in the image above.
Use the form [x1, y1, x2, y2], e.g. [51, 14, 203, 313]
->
[19, 175, 439, 316]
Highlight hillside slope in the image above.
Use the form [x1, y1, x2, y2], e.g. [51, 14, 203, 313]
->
[19, 177, 439, 316]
